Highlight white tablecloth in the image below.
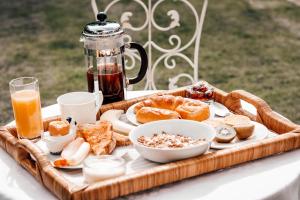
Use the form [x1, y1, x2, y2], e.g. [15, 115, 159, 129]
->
[1, 91, 299, 200]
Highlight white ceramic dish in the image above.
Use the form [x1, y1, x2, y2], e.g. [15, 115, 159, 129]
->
[126, 102, 215, 126]
[42, 130, 76, 154]
[210, 121, 270, 149]
[129, 119, 216, 163]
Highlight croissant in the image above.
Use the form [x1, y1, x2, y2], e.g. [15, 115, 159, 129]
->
[135, 95, 210, 123]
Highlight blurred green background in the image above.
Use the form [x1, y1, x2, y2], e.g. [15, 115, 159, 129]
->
[0, 0, 299, 124]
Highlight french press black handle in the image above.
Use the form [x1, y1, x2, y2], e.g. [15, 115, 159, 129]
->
[127, 42, 148, 85]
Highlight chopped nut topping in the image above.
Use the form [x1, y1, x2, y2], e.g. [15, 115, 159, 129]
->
[137, 132, 206, 149]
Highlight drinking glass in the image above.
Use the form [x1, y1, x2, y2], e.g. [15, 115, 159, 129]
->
[9, 77, 43, 140]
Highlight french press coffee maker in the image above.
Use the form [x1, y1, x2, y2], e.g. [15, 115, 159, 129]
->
[80, 12, 148, 104]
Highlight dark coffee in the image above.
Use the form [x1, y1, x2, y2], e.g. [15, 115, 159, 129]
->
[87, 63, 125, 104]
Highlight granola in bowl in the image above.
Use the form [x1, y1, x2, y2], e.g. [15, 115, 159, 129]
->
[137, 131, 206, 149]
[129, 119, 216, 163]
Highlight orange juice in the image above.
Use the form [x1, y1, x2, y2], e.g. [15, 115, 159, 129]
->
[11, 90, 43, 139]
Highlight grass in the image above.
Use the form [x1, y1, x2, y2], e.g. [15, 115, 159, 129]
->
[0, 0, 299, 125]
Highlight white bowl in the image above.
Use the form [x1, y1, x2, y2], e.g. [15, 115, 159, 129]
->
[129, 119, 216, 163]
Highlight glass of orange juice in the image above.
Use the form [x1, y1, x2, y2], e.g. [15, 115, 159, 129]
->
[9, 77, 43, 140]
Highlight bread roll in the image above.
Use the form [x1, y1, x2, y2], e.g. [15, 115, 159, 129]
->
[136, 107, 181, 124]
[134, 95, 210, 122]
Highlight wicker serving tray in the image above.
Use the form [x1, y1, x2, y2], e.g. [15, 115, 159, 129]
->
[0, 85, 299, 200]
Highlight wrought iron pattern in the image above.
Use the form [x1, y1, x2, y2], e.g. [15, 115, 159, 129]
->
[91, 0, 208, 90]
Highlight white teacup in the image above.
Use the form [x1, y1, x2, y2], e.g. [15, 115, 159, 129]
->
[57, 91, 103, 124]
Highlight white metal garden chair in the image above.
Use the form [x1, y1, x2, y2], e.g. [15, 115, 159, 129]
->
[91, 0, 208, 90]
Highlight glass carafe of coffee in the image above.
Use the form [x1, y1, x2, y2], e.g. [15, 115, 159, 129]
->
[80, 12, 148, 104]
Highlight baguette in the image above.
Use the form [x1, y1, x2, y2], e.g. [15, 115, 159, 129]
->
[136, 107, 181, 123]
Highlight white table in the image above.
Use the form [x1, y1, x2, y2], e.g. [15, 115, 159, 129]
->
[1, 91, 300, 200]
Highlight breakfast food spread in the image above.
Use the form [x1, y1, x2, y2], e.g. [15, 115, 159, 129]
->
[137, 132, 206, 149]
[224, 114, 255, 140]
[134, 95, 210, 123]
[49, 120, 70, 136]
[41, 89, 260, 173]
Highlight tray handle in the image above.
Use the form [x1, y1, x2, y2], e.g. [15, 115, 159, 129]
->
[226, 90, 299, 133]
[16, 139, 49, 183]
[14, 116, 59, 182]
[15, 139, 89, 199]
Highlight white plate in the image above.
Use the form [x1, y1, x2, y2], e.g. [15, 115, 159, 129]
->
[126, 102, 215, 126]
[129, 119, 216, 163]
[126, 103, 142, 126]
[210, 121, 270, 149]
[35, 140, 83, 169]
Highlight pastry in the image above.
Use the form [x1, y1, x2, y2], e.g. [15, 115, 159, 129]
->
[48, 120, 70, 136]
[134, 95, 210, 122]
[224, 114, 254, 140]
[136, 107, 181, 124]
[77, 121, 116, 155]
[175, 102, 210, 122]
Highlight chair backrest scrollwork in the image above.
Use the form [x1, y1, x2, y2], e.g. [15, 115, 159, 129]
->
[91, 0, 208, 90]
